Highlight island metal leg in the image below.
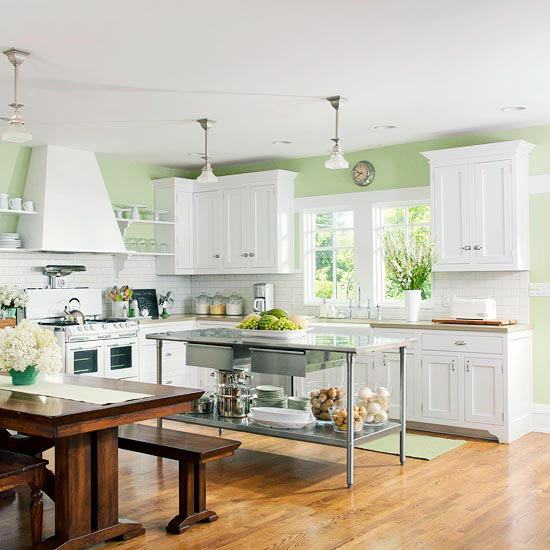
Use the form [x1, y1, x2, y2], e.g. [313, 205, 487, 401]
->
[399, 346, 407, 465]
[346, 352, 355, 488]
[157, 340, 164, 429]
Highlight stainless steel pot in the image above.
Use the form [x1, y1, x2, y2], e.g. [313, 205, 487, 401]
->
[193, 395, 215, 414]
[216, 383, 254, 398]
[211, 368, 251, 387]
[217, 393, 252, 418]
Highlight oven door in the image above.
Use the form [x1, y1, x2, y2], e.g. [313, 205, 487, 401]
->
[65, 341, 105, 377]
[104, 337, 139, 379]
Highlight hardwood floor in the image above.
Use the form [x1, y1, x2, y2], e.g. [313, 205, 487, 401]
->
[1, 421, 549, 549]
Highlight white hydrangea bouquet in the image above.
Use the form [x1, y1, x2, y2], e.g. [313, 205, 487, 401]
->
[0, 320, 62, 385]
[0, 285, 28, 319]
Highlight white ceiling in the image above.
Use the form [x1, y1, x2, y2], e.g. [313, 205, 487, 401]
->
[1, 0, 549, 168]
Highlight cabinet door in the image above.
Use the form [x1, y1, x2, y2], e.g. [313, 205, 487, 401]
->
[248, 185, 276, 269]
[432, 164, 471, 265]
[194, 191, 221, 269]
[222, 187, 249, 268]
[421, 354, 458, 420]
[175, 189, 193, 270]
[378, 352, 414, 420]
[473, 160, 513, 265]
[464, 356, 504, 425]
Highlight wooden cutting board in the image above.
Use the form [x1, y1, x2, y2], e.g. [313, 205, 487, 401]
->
[432, 318, 517, 326]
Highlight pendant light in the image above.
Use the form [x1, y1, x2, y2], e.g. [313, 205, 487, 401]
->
[196, 118, 218, 183]
[325, 95, 348, 170]
[2, 48, 32, 144]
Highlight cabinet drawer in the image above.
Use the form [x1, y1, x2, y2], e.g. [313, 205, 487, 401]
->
[421, 333, 503, 355]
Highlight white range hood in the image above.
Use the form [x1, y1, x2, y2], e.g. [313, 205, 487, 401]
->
[18, 145, 126, 253]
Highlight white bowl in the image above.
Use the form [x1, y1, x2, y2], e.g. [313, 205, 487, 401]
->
[250, 406, 311, 424]
[247, 413, 314, 430]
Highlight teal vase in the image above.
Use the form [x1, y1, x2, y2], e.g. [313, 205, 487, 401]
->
[9, 365, 38, 386]
[3, 307, 16, 319]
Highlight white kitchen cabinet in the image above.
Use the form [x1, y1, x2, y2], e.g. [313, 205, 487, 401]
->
[222, 187, 249, 269]
[464, 356, 504, 426]
[378, 351, 414, 420]
[194, 190, 222, 270]
[421, 354, 458, 421]
[372, 325, 532, 443]
[422, 140, 534, 271]
[152, 170, 296, 275]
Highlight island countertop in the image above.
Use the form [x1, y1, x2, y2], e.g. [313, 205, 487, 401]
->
[146, 328, 415, 354]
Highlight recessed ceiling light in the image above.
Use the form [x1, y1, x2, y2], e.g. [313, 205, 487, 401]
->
[500, 106, 527, 112]
[374, 125, 396, 130]
[272, 139, 292, 145]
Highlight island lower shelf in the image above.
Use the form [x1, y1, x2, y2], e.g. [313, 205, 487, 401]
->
[168, 411, 401, 448]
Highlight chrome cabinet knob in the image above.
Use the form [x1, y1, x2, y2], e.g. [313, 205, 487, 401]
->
[241, 253, 249, 257]
[462, 245, 472, 251]
[455, 340, 467, 346]
[213, 254, 220, 258]
[249, 252, 255, 257]
[473, 245, 483, 250]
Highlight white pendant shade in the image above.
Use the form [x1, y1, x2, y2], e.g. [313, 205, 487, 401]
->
[196, 160, 218, 183]
[325, 144, 349, 169]
[2, 120, 32, 143]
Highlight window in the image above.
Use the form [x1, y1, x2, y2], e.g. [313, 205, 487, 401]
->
[373, 201, 432, 305]
[305, 210, 354, 302]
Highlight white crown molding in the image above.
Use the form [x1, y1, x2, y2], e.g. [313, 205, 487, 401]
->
[421, 140, 536, 162]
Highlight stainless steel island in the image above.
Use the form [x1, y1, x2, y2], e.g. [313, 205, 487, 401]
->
[146, 328, 415, 487]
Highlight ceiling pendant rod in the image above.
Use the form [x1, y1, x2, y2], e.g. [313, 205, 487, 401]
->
[325, 95, 349, 170]
[196, 118, 218, 183]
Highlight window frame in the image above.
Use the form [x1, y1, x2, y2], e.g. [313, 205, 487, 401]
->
[372, 199, 433, 309]
[303, 207, 356, 305]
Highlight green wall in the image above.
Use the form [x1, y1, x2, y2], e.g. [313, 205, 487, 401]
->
[1, 123, 550, 403]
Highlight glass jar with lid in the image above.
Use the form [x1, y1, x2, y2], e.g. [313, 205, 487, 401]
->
[195, 294, 212, 315]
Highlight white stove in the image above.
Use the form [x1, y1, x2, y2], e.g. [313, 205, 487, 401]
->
[26, 288, 139, 380]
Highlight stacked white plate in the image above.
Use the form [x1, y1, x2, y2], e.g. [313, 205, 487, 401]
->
[0, 233, 22, 249]
[287, 396, 310, 411]
[248, 407, 315, 429]
[253, 385, 287, 408]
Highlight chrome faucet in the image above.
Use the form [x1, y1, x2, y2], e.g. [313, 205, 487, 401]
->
[346, 279, 362, 318]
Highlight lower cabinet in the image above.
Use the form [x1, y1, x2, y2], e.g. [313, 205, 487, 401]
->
[421, 354, 458, 421]
[463, 356, 504, 426]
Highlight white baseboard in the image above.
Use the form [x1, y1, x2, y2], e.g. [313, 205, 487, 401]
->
[532, 403, 550, 433]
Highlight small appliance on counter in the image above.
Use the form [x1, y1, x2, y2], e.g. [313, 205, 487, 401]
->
[450, 297, 497, 320]
[252, 283, 274, 313]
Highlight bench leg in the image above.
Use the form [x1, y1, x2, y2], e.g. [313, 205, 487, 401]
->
[29, 485, 43, 548]
[166, 462, 218, 534]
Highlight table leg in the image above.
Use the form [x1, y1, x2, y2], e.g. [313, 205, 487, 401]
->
[37, 429, 144, 549]
[346, 352, 355, 488]
[157, 339, 164, 429]
[399, 346, 407, 465]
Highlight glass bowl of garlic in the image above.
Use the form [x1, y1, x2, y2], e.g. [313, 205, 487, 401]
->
[355, 385, 391, 426]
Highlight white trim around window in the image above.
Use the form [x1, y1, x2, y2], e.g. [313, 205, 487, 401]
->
[296, 186, 430, 308]
[372, 198, 433, 309]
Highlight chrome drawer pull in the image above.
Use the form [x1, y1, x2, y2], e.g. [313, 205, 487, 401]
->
[454, 340, 467, 346]
[249, 347, 305, 356]
[473, 245, 483, 250]
[462, 245, 472, 251]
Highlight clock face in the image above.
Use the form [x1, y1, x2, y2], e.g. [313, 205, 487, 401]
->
[352, 160, 375, 187]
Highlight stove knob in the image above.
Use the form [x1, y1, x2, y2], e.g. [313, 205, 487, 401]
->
[77, 326, 83, 331]
[102, 324, 107, 329]
[84, 326, 90, 331]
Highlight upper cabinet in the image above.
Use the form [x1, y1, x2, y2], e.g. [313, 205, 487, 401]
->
[422, 141, 535, 271]
[154, 170, 297, 275]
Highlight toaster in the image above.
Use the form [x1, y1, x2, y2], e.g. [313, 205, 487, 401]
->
[450, 297, 497, 320]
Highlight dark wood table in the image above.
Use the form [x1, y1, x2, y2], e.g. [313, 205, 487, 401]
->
[0, 374, 202, 549]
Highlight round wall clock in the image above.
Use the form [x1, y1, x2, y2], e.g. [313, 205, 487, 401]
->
[351, 160, 375, 187]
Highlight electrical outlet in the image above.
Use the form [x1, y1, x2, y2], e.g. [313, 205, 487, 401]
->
[529, 283, 550, 296]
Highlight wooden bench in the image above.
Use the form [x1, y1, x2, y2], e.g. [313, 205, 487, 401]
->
[118, 424, 241, 534]
[0, 450, 48, 548]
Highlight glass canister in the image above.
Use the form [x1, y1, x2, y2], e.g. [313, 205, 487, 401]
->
[226, 294, 243, 316]
[195, 294, 212, 315]
[209, 294, 227, 315]
[355, 384, 391, 426]
[307, 380, 344, 422]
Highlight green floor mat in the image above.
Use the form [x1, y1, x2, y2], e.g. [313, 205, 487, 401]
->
[357, 432, 466, 460]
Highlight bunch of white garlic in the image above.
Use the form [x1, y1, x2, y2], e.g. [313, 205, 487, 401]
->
[355, 385, 391, 424]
